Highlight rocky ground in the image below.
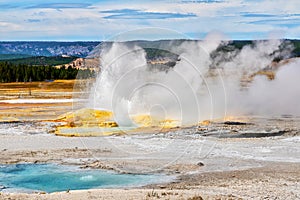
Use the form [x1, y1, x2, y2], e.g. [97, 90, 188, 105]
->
[0, 122, 299, 199]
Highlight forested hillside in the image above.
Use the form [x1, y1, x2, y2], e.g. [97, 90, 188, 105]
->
[0, 56, 78, 66]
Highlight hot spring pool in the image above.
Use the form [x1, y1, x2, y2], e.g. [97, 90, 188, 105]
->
[0, 163, 169, 193]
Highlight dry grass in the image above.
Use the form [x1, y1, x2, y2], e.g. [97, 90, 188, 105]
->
[0, 80, 78, 121]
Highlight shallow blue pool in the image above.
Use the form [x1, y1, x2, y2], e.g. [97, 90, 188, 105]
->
[0, 163, 167, 193]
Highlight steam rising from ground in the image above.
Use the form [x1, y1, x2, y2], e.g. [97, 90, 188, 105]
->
[88, 35, 299, 126]
[244, 61, 300, 115]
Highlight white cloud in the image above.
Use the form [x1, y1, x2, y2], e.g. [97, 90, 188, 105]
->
[0, 0, 299, 40]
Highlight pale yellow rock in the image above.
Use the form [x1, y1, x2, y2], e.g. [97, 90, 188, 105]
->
[199, 120, 211, 126]
[0, 116, 19, 122]
[159, 119, 180, 128]
[131, 114, 156, 127]
[57, 108, 113, 122]
[54, 127, 123, 137]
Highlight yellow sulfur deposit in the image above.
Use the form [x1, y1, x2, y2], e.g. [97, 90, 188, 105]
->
[131, 114, 180, 128]
[223, 115, 248, 123]
[54, 109, 181, 137]
[56, 108, 114, 127]
[57, 108, 113, 122]
[54, 108, 119, 136]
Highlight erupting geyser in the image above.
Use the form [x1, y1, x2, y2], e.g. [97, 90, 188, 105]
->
[88, 37, 299, 121]
[55, 34, 300, 136]
[88, 42, 207, 127]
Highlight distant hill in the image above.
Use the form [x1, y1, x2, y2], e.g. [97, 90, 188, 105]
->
[88, 39, 300, 60]
[0, 41, 100, 57]
[0, 54, 32, 60]
[0, 39, 299, 63]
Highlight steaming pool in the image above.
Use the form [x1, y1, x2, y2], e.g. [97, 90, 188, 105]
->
[0, 163, 169, 193]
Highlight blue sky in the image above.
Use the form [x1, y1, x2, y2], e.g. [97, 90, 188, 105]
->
[0, 0, 299, 41]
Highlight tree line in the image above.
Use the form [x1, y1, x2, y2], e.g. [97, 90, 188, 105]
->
[0, 62, 95, 83]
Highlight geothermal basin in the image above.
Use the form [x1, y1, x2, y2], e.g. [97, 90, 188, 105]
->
[0, 163, 169, 193]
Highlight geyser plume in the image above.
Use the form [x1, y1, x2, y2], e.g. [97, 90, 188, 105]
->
[88, 36, 299, 127]
[89, 41, 205, 126]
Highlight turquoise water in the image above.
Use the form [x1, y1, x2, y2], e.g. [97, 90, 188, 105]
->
[0, 164, 166, 193]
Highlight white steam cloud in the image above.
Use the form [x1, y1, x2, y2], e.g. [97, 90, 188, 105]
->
[88, 34, 299, 126]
